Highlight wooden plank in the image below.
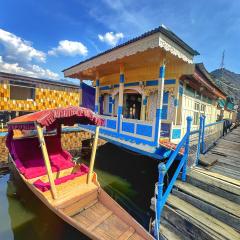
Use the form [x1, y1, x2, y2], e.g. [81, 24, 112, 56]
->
[118, 227, 135, 240]
[167, 195, 240, 240]
[162, 205, 220, 240]
[175, 181, 240, 217]
[73, 202, 110, 228]
[216, 156, 240, 168]
[194, 168, 240, 187]
[160, 219, 189, 240]
[98, 189, 153, 240]
[209, 165, 240, 181]
[211, 148, 240, 159]
[128, 233, 145, 240]
[199, 155, 218, 167]
[62, 190, 98, 216]
[189, 170, 240, 196]
[87, 210, 112, 231]
[172, 189, 240, 231]
[94, 214, 129, 239]
[210, 162, 240, 175]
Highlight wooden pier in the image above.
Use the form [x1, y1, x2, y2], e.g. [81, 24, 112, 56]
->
[151, 127, 240, 240]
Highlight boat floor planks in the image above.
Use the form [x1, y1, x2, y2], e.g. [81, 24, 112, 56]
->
[70, 199, 144, 239]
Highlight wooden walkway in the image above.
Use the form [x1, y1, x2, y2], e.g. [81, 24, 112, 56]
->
[151, 127, 240, 240]
[200, 127, 240, 180]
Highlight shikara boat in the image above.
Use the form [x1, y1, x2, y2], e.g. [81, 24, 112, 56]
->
[6, 106, 153, 240]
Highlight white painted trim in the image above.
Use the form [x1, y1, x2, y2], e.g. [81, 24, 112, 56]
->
[64, 33, 193, 77]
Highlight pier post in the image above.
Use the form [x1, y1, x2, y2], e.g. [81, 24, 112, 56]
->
[196, 115, 204, 165]
[154, 62, 165, 147]
[117, 63, 125, 134]
[201, 115, 206, 153]
[94, 72, 100, 113]
[182, 116, 192, 182]
[154, 163, 166, 238]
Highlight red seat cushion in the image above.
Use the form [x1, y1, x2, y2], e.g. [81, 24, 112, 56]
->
[33, 164, 89, 192]
[11, 135, 74, 179]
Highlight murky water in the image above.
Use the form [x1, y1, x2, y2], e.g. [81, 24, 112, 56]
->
[0, 143, 158, 240]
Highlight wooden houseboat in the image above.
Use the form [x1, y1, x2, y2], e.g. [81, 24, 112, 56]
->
[63, 26, 228, 157]
[6, 106, 154, 240]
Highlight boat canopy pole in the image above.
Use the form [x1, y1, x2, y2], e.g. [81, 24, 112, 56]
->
[36, 123, 58, 199]
[87, 126, 100, 184]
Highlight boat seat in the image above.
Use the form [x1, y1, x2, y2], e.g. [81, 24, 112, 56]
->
[33, 164, 89, 192]
[11, 135, 75, 179]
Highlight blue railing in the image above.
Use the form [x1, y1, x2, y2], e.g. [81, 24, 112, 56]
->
[195, 116, 224, 165]
[154, 116, 192, 238]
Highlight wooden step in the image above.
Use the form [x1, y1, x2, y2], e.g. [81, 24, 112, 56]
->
[191, 168, 240, 193]
[159, 219, 190, 240]
[172, 188, 240, 231]
[174, 180, 240, 218]
[187, 171, 240, 204]
[166, 195, 240, 240]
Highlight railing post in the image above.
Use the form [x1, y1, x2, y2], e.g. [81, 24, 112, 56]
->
[182, 116, 192, 182]
[154, 163, 166, 239]
[201, 115, 206, 153]
[195, 115, 204, 166]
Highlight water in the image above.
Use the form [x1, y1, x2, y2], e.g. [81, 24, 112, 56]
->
[0, 143, 158, 240]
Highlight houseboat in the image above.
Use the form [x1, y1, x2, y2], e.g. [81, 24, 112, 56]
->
[63, 26, 228, 157]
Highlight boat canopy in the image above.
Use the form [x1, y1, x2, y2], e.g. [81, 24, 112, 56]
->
[7, 106, 105, 131]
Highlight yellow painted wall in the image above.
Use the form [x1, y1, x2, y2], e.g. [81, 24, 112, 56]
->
[98, 61, 193, 86]
[0, 79, 79, 111]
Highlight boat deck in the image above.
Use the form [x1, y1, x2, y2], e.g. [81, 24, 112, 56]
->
[71, 201, 143, 240]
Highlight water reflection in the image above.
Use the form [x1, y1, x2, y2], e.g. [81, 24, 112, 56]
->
[0, 143, 158, 239]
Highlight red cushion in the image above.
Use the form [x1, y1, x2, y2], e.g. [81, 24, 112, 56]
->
[11, 135, 74, 179]
[33, 164, 89, 192]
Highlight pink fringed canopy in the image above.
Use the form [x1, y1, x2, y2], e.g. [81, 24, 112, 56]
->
[6, 106, 104, 180]
[7, 106, 104, 130]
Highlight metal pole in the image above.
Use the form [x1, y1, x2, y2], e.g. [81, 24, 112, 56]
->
[87, 126, 100, 184]
[182, 116, 192, 182]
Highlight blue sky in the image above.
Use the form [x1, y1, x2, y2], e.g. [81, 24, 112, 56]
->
[0, 0, 239, 83]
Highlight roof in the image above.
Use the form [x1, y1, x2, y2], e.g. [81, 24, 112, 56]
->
[7, 106, 104, 130]
[63, 26, 199, 73]
[195, 63, 227, 97]
[0, 71, 79, 88]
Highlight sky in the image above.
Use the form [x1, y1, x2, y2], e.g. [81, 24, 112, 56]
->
[0, 0, 239, 84]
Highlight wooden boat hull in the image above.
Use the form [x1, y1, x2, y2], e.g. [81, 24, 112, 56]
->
[9, 156, 154, 240]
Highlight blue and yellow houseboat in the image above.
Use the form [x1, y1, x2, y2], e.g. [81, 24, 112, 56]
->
[63, 26, 228, 158]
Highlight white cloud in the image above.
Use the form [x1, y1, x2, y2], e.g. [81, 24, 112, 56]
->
[98, 32, 124, 46]
[0, 29, 60, 80]
[0, 56, 59, 80]
[48, 40, 88, 56]
[0, 28, 46, 65]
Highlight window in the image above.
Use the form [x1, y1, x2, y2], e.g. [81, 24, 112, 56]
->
[10, 80, 35, 100]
